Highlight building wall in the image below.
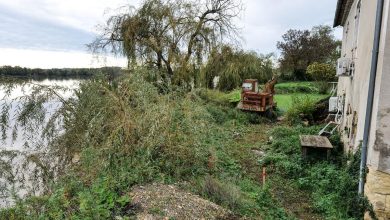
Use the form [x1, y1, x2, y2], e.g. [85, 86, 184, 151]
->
[337, 0, 390, 218]
[337, 0, 377, 153]
[369, 0, 390, 174]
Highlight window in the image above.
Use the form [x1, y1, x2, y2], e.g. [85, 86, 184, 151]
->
[242, 83, 253, 91]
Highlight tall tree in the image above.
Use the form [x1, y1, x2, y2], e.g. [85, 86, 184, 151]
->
[89, 0, 241, 84]
[277, 25, 340, 80]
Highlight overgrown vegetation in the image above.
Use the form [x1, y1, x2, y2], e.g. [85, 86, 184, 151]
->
[260, 126, 376, 219]
[0, 72, 374, 219]
[0, 72, 285, 219]
[285, 95, 318, 124]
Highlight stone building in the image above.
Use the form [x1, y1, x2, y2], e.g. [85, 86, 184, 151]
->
[334, 0, 390, 219]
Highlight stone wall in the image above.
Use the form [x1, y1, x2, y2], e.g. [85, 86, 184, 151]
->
[365, 166, 390, 219]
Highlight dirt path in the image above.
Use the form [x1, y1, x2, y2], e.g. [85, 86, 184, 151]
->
[236, 123, 323, 220]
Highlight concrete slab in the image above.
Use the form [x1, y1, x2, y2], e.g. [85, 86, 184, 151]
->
[299, 135, 333, 149]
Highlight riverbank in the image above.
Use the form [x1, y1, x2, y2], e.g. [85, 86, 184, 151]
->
[0, 73, 374, 219]
[0, 66, 122, 81]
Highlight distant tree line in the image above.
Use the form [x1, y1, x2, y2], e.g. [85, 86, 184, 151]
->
[0, 66, 122, 80]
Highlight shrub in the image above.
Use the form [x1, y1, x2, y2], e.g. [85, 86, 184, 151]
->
[285, 95, 317, 124]
[306, 62, 336, 94]
[200, 176, 244, 212]
[306, 62, 335, 82]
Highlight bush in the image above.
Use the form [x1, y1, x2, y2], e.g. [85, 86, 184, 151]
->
[306, 62, 336, 82]
[285, 95, 317, 124]
[200, 176, 243, 212]
[306, 62, 336, 94]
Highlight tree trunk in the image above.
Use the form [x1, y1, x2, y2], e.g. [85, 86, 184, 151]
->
[166, 64, 173, 77]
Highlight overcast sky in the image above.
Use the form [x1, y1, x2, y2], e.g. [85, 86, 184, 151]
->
[0, 0, 342, 68]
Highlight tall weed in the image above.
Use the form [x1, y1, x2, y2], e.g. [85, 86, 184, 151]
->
[285, 95, 317, 124]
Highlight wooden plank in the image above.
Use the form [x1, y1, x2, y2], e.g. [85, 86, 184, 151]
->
[299, 135, 333, 149]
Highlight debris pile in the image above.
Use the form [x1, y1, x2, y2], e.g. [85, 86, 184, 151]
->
[129, 184, 236, 220]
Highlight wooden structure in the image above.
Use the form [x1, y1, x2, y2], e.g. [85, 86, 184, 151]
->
[300, 135, 333, 159]
[237, 79, 276, 113]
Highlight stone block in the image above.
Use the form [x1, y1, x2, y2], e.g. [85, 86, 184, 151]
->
[365, 167, 390, 218]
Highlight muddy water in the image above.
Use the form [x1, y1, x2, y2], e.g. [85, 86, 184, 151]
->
[0, 79, 79, 207]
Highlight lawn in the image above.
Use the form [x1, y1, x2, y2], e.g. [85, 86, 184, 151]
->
[275, 93, 328, 112]
[275, 81, 319, 94]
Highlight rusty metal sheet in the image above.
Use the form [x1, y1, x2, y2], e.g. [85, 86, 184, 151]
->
[300, 135, 333, 149]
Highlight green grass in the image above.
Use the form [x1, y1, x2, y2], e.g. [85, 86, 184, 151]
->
[260, 126, 375, 220]
[197, 89, 241, 104]
[276, 81, 316, 88]
[275, 82, 319, 94]
[275, 93, 328, 112]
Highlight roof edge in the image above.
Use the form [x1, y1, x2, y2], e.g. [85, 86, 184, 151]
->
[334, 0, 354, 27]
[333, 0, 345, 27]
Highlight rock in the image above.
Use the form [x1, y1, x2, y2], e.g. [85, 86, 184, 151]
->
[251, 149, 265, 157]
[267, 136, 273, 144]
[72, 153, 80, 163]
[233, 132, 241, 139]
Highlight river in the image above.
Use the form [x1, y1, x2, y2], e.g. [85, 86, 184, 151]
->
[0, 78, 80, 207]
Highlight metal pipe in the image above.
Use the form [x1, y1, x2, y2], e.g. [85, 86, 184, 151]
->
[358, 0, 385, 194]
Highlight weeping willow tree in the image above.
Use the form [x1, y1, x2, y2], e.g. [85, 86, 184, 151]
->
[202, 45, 275, 91]
[0, 70, 242, 218]
[0, 78, 76, 203]
[89, 0, 242, 86]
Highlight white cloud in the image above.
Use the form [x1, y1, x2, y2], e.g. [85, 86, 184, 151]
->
[0, 0, 141, 32]
[237, 0, 341, 53]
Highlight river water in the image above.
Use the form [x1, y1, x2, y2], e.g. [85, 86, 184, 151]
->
[0, 79, 80, 207]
